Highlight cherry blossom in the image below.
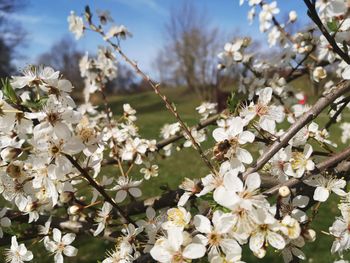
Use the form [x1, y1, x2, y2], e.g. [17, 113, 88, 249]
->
[194, 210, 242, 261]
[110, 176, 142, 203]
[4, 236, 33, 263]
[240, 87, 285, 134]
[44, 228, 78, 263]
[150, 227, 206, 263]
[212, 117, 254, 171]
[67, 11, 84, 39]
[94, 202, 113, 236]
[304, 175, 347, 202]
[196, 102, 217, 120]
[283, 144, 315, 178]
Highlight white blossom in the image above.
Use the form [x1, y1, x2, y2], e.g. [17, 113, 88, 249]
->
[4, 236, 33, 263]
[94, 202, 113, 236]
[67, 11, 84, 39]
[304, 175, 347, 202]
[150, 227, 206, 262]
[110, 176, 142, 203]
[44, 228, 78, 263]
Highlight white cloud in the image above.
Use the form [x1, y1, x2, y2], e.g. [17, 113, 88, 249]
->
[0, 11, 59, 25]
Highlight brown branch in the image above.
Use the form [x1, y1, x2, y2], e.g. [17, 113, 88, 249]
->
[286, 45, 316, 80]
[263, 145, 350, 196]
[242, 80, 350, 179]
[0, 212, 96, 247]
[121, 189, 184, 216]
[324, 96, 350, 130]
[303, 0, 350, 64]
[64, 154, 135, 224]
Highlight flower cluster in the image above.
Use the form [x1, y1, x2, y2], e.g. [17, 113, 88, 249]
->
[1, 1, 350, 263]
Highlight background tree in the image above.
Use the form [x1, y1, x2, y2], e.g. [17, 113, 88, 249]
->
[37, 37, 84, 94]
[0, 0, 26, 77]
[155, 2, 221, 100]
[107, 64, 138, 94]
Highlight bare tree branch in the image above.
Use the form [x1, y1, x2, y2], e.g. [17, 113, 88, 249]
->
[303, 0, 350, 64]
[263, 145, 350, 196]
[242, 80, 350, 179]
[64, 154, 135, 224]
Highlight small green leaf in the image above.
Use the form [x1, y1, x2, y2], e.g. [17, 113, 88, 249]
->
[327, 20, 338, 32]
[1, 78, 20, 104]
[227, 92, 239, 113]
[23, 96, 48, 110]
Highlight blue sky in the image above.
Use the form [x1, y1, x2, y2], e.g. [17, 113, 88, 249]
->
[10, 0, 308, 74]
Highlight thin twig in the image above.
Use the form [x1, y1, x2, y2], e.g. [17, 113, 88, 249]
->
[242, 80, 350, 179]
[324, 96, 350, 130]
[64, 154, 134, 224]
[303, 0, 350, 64]
[263, 145, 350, 196]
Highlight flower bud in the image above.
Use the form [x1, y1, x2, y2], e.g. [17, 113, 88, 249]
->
[217, 63, 225, 70]
[313, 66, 327, 82]
[254, 248, 266, 259]
[68, 205, 82, 215]
[242, 37, 251, 47]
[289, 11, 297, 22]
[279, 186, 290, 197]
[304, 228, 316, 242]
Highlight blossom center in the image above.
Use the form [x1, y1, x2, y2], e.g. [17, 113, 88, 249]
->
[46, 112, 61, 125]
[291, 152, 307, 169]
[208, 232, 222, 246]
[79, 127, 95, 143]
[172, 252, 184, 263]
[167, 209, 186, 227]
[255, 103, 268, 116]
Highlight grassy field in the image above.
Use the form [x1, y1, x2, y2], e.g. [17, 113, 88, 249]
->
[2, 85, 350, 262]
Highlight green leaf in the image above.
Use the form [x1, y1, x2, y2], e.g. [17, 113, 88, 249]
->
[23, 96, 48, 110]
[227, 92, 239, 113]
[327, 20, 338, 32]
[1, 78, 20, 104]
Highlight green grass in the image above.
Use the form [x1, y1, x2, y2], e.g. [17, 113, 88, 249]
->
[2, 85, 350, 262]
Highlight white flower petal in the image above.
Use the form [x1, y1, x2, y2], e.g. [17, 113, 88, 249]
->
[245, 172, 261, 191]
[183, 243, 206, 259]
[314, 187, 329, 202]
[194, 215, 212, 234]
[212, 128, 228, 142]
[249, 232, 265, 252]
[267, 231, 285, 250]
[62, 233, 76, 245]
[259, 87, 272, 105]
[53, 228, 62, 243]
[63, 245, 78, 257]
[236, 147, 253, 164]
[303, 144, 313, 158]
[115, 190, 127, 203]
[238, 130, 255, 144]
[129, 187, 142, 198]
